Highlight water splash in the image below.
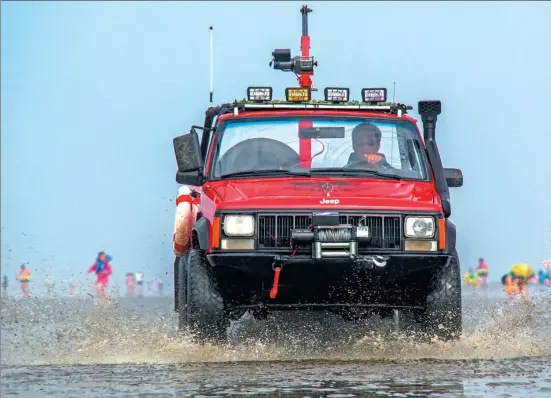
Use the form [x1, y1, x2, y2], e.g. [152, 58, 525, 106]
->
[1, 291, 550, 366]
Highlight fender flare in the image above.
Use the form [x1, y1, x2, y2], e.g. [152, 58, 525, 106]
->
[192, 217, 210, 250]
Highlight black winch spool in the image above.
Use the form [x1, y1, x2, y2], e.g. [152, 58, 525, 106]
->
[317, 228, 351, 242]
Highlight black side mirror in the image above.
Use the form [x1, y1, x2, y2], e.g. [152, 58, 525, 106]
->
[444, 168, 463, 188]
[176, 170, 204, 186]
[173, 128, 203, 172]
[173, 128, 204, 186]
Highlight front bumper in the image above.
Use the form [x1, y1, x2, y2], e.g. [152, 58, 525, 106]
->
[207, 252, 451, 276]
[207, 252, 452, 311]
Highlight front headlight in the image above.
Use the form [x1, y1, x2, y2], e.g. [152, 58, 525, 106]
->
[223, 215, 255, 236]
[404, 216, 435, 238]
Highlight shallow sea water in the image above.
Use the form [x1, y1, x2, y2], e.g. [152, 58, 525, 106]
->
[1, 283, 551, 397]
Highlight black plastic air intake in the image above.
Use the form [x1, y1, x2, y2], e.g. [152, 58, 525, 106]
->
[418, 100, 441, 142]
[418, 99, 451, 218]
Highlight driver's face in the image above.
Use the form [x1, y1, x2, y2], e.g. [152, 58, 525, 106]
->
[356, 132, 380, 155]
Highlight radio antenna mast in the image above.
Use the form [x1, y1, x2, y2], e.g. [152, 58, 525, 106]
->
[209, 25, 214, 105]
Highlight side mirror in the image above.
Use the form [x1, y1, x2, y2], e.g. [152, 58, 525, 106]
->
[444, 168, 463, 188]
[176, 170, 204, 186]
[173, 129, 203, 172]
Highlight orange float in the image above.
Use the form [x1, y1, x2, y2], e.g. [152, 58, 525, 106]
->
[173, 185, 194, 256]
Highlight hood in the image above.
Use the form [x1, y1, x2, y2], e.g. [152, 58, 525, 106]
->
[207, 177, 441, 212]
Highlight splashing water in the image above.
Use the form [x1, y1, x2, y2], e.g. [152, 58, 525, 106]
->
[1, 288, 550, 367]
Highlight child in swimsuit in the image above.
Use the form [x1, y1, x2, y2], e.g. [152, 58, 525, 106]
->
[87, 251, 113, 304]
[476, 257, 489, 287]
[509, 263, 534, 304]
[502, 273, 520, 299]
[16, 264, 31, 298]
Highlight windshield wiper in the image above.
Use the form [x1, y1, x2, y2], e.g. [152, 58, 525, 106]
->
[219, 169, 310, 179]
[306, 168, 402, 180]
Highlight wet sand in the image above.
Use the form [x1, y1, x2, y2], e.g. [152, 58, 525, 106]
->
[1, 284, 551, 397]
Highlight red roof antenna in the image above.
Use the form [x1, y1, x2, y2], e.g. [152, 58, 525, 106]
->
[269, 4, 318, 91]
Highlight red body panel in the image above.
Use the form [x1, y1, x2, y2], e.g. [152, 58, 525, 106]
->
[201, 177, 440, 212]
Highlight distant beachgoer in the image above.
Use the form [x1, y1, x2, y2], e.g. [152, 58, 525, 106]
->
[502, 273, 520, 299]
[543, 260, 551, 287]
[464, 268, 479, 288]
[476, 257, 489, 287]
[45, 276, 55, 296]
[135, 272, 144, 297]
[538, 269, 548, 284]
[15, 264, 31, 298]
[509, 263, 534, 304]
[157, 278, 164, 296]
[125, 272, 135, 297]
[2, 275, 8, 297]
[87, 251, 113, 304]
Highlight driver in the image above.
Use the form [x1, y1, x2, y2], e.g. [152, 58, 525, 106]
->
[347, 122, 391, 168]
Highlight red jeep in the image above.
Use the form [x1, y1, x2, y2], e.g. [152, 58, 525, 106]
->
[171, 6, 463, 344]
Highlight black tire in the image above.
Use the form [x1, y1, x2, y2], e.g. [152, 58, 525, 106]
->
[174, 256, 183, 312]
[177, 255, 188, 331]
[185, 249, 228, 344]
[421, 250, 462, 341]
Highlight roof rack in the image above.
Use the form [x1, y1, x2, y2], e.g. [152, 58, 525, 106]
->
[236, 101, 413, 115]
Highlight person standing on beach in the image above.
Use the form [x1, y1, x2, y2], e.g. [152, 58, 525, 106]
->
[15, 264, 31, 298]
[125, 272, 135, 297]
[86, 251, 113, 304]
[476, 257, 489, 288]
[157, 277, 164, 296]
[134, 272, 144, 297]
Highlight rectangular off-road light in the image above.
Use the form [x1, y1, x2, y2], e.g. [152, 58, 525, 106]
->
[362, 88, 387, 103]
[285, 87, 311, 102]
[247, 87, 273, 102]
[324, 87, 350, 102]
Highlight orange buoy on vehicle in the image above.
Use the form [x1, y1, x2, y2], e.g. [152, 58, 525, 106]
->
[173, 185, 194, 256]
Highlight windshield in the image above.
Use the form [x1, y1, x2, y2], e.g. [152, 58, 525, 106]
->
[210, 117, 429, 180]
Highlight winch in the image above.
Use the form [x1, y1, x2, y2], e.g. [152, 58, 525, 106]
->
[290, 211, 371, 259]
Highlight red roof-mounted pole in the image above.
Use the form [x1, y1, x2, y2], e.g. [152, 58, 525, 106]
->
[270, 5, 317, 90]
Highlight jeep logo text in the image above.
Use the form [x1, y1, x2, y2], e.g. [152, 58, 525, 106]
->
[320, 198, 340, 205]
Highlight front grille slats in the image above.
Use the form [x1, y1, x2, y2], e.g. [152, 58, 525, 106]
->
[257, 213, 402, 250]
[257, 214, 313, 248]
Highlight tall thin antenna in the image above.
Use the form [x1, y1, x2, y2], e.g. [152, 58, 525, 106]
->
[209, 25, 214, 105]
[392, 81, 396, 102]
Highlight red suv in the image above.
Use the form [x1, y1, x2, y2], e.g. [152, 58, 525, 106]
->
[171, 93, 463, 344]
[171, 6, 463, 344]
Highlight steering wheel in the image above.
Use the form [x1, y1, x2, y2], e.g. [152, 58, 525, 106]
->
[216, 138, 299, 175]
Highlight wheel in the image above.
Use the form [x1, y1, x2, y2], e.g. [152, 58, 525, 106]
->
[420, 250, 462, 341]
[185, 249, 228, 344]
[176, 255, 188, 331]
[174, 256, 183, 312]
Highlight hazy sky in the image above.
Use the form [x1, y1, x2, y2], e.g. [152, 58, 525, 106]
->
[2, 1, 550, 291]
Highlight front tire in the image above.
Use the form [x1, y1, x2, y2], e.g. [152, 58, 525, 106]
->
[420, 250, 462, 341]
[185, 249, 228, 344]
[177, 255, 188, 331]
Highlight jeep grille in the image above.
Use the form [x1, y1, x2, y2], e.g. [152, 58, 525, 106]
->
[257, 213, 402, 250]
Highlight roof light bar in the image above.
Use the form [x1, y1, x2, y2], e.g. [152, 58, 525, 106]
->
[361, 88, 387, 103]
[324, 87, 350, 103]
[247, 87, 273, 102]
[285, 87, 311, 102]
